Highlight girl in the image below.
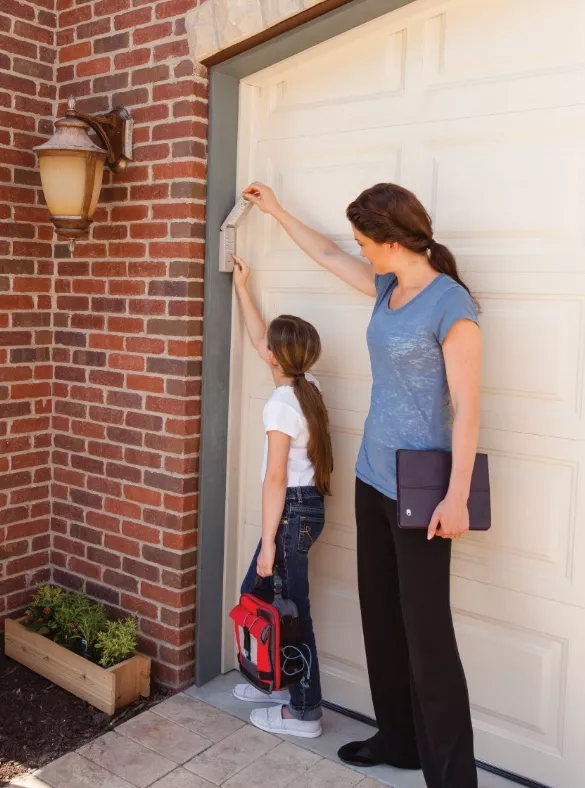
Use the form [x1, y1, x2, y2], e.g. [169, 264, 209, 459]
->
[243, 182, 481, 787]
[231, 254, 333, 739]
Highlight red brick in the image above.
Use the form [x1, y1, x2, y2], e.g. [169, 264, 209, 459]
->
[109, 242, 146, 259]
[105, 497, 141, 520]
[173, 99, 207, 119]
[2, 0, 35, 21]
[107, 316, 144, 334]
[156, 0, 196, 19]
[140, 582, 186, 607]
[110, 205, 148, 223]
[70, 523, 103, 546]
[115, 6, 152, 29]
[153, 81, 205, 103]
[154, 39, 189, 62]
[93, 31, 129, 54]
[121, 592, 158, 619]
[122, 520, 160, 545]
[103, 568, 138, 592]
[60, 5, 92, 27]
[133, 22, 172, 45]
[140, 618, 193, 647]
[122, 556, 160, 583]
[69, 556, 102, 581]
[14, 20, 54, 45]
[108, 281, 145, 297]
[95, 0, 130, 15]
[86, 580, 119, 606]
[134, 144, 169, 163]
[86, 510, 121, 534]
[126, 337, 165, 354]
[7, 551, 49, 577]
[132, 104, 169, 125]
[0, 32, 37, 59]
[77, 57, 111, 78]
[124, 447, 161, 469]
[160, 606, 195, 629]
[129, 184, 169, 202]
[78, 18, 112, 40]
[87, 546, 121, 569]
[152, 663, 193, 687]
[115, 48, 150, 69]
[59, 41, 92, 62]
[123, 485, 161, 508]
[93, 225, 128, 242]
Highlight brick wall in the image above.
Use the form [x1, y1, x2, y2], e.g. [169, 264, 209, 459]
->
[0, 0, 57, 623]
[50, 0, 207, 687]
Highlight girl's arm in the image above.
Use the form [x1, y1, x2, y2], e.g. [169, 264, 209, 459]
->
[233, 255, 270, 363]
[257, 430, 290, 577]
[427, 320, 482, 540]
[243, 183, 376, 297]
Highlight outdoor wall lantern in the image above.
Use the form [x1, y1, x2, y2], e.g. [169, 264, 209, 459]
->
[34, 96, 133, 250]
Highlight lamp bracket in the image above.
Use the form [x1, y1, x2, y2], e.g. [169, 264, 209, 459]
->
[66, 102, 133, 173]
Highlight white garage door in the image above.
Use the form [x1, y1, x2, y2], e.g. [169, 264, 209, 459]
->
[222, 1, 585, 785]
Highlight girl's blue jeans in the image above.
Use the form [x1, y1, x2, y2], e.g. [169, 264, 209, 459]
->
[240, 485, 325, 721]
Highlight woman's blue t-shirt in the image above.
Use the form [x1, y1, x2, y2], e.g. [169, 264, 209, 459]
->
[355, 273, 479, 500]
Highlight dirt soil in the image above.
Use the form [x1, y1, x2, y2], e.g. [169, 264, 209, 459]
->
[0, 641, 174, 787]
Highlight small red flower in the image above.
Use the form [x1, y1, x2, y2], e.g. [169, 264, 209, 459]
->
[38, 618, 44, 622]
[43, 607, 50, 614]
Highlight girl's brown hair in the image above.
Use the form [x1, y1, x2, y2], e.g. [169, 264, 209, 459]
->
[346, 183, 474, 299]
[267, 315, 333, 496]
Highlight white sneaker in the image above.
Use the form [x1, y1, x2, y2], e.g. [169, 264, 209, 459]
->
[233, 683, 289, 704]
[250, 705, 322, 739]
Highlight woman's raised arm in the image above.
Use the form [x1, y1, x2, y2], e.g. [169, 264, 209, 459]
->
[244, 182, 376, 298]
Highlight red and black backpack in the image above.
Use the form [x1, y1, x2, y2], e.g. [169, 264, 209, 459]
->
[230, 573, 307, 694]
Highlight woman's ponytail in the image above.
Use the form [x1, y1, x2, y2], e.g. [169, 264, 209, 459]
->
[428, 239, 473, 299]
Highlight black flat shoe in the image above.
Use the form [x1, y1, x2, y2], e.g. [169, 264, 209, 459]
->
[337, 737, 420, 770]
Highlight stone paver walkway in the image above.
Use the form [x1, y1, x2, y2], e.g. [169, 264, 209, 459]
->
[10, 693, 387, 788]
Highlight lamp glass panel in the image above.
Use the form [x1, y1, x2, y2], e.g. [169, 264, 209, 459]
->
[39, 153, 89, 216]
[88, 158, 105, 218]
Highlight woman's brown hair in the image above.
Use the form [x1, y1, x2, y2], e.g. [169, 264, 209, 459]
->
[346, 183, 474, 300]
[267, 315, 333, 496]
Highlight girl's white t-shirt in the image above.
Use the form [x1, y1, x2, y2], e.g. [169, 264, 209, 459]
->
[261, 374, 320, 488]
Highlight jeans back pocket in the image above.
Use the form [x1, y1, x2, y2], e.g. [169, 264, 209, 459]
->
[295, 510, 325, 554]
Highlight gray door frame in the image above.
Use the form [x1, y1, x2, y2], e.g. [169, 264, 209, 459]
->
[195, 0, 414, 687]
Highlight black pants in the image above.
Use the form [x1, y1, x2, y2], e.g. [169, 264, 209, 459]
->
[356, 477, 477, 788]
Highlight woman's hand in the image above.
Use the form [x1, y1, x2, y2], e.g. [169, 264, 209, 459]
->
[243, 182, 282, 216]
[257, 540, 276, 578]
[232, 255, 250, 289]
[427, 495, 470, 540]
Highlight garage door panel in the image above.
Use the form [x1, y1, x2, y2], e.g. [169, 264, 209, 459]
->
[455, 610, 566, 754]
[310, 542, 373, 717]
[478, 294, 584, 439]
[453, 431, 585, 606]
[264, 26, 406, 111]
[422, 0, 585, 89]
[259, 134, 402, 253]
[453, 576, 585, 785]
[412, 111, 585, 257]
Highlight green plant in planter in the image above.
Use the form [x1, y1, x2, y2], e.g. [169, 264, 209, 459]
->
[50, 590, 93, 649]
[95, 618, 138, 668]
[24, 584, 64, 636]
[77, 602, 108, 661]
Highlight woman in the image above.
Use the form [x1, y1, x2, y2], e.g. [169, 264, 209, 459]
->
[243, 181, 481, 788]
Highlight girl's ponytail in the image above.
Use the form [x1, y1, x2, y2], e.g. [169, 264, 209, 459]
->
[267, 316, 333, 497]
[293, 375, 333, 497]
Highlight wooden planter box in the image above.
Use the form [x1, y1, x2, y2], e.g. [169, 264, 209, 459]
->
[4, 618, 151, 715]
